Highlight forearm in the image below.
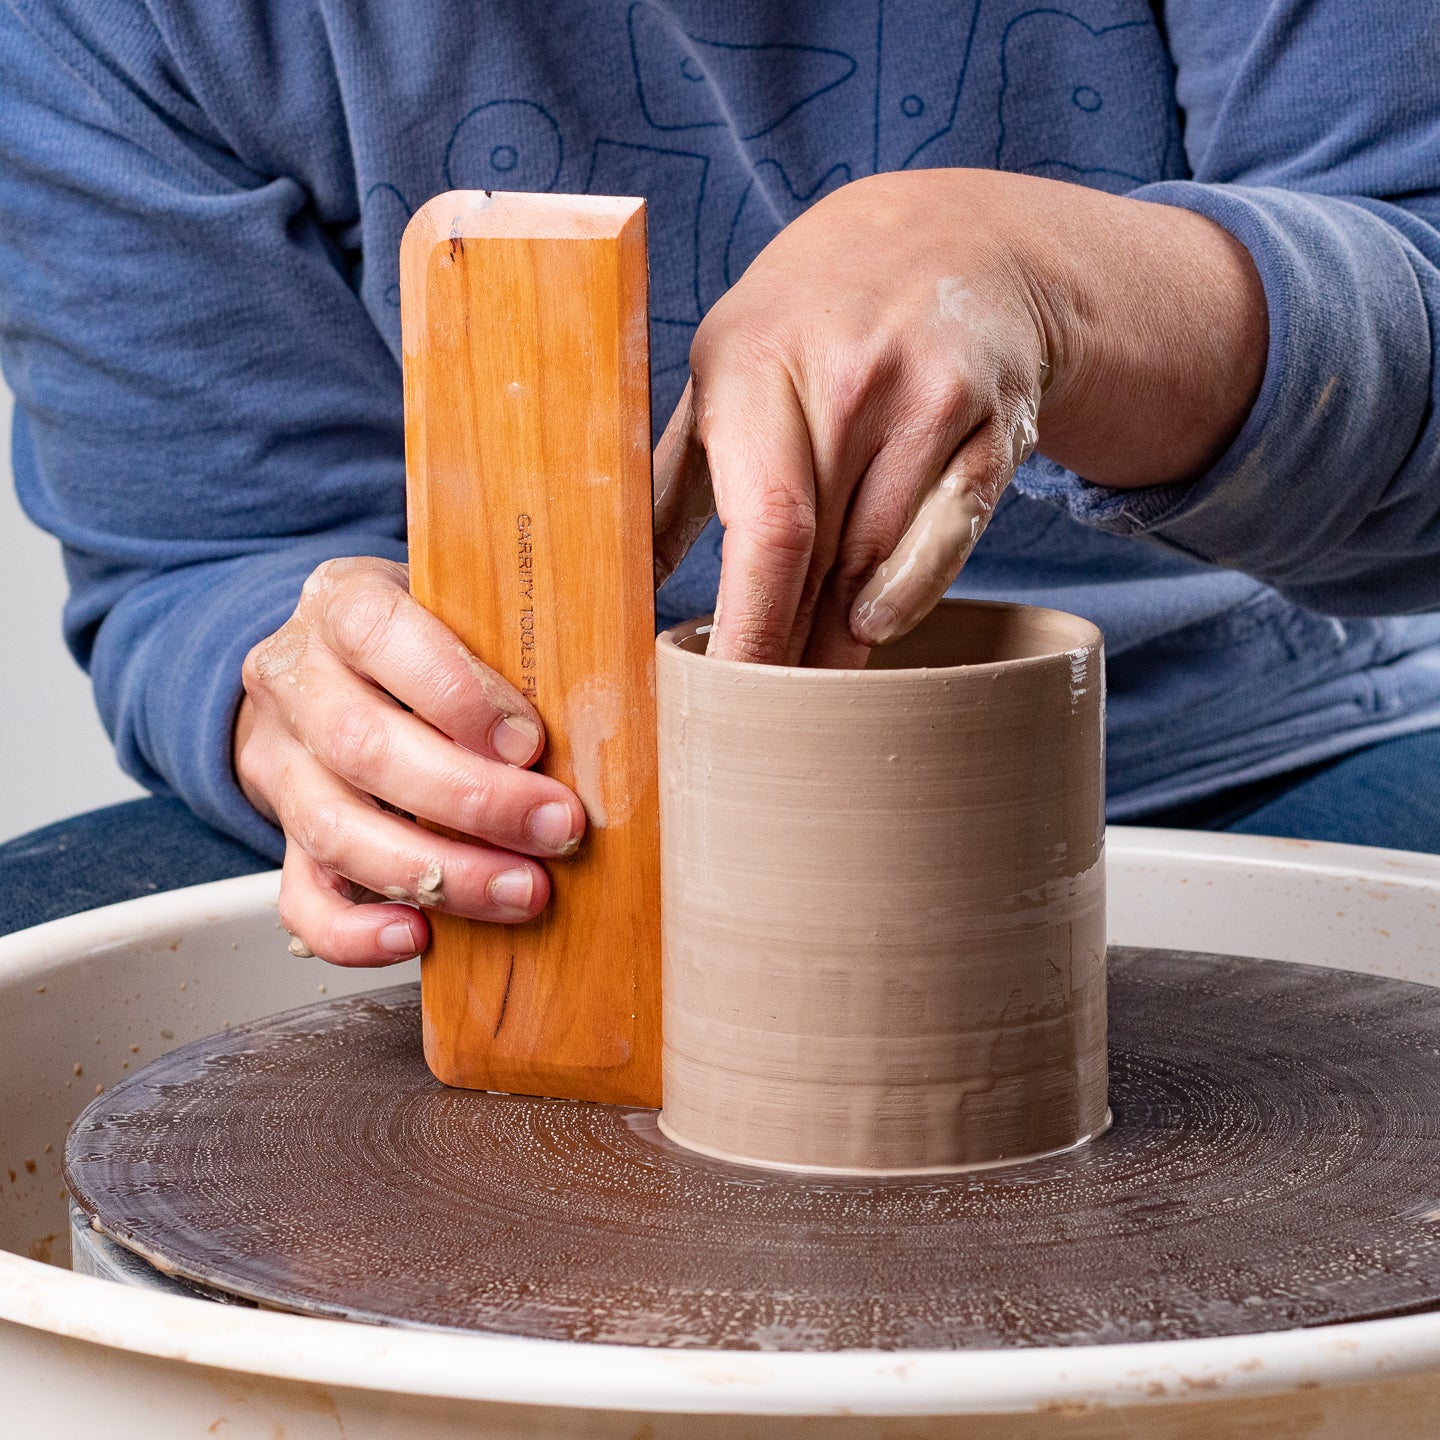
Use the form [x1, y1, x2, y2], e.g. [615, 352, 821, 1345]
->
[1014, 182, 1440, 615]
[984, 172, 1269, 490]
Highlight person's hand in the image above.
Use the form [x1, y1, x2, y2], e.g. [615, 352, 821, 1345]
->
[235, 557, 587, 966]
[654, 168, 1266, 666]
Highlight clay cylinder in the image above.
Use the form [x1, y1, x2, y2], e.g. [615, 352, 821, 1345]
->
[655, 599, 1108, 1173]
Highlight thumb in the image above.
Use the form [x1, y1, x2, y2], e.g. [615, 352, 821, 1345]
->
[652, 381, 717, 590]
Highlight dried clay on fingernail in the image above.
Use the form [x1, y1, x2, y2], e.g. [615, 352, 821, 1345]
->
[286, 935, 315, 959]
[492, 713, 541, 766]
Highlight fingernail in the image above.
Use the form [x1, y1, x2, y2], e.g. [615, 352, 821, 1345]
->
[488, 867, 535, 915]
[852, 598, 898, 646]
[527, 800, 580, 855]
[379, 920, 419, 954]
[492, 715, 541, 767]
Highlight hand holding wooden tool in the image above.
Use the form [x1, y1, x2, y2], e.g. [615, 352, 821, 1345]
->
[401, 191, 661, 1106]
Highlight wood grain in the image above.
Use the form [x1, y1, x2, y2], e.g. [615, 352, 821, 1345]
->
[400, 191, 660, 1105]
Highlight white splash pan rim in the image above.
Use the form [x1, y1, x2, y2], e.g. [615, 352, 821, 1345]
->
[2, 830, 1439, 1418]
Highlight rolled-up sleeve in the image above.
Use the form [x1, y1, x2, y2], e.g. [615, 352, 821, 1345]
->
[1013, 1, 1440, 617]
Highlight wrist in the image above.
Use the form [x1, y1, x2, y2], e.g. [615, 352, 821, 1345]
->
[1005, 178, 1268, 489]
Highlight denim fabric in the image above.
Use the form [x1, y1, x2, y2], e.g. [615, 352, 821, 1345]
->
[0, 798, 270, 938]
[3, 731, 1435, 939]
[1135, 729, 1440, 855]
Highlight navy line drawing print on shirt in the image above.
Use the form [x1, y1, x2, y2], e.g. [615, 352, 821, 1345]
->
[627, 1, 858, 139]
[873, 0, 987, 173]
[876, 0, 1179, 177]
[362, 1, 1179, 364]
[995, 9, 1179, 190]
[616, 1, 860, 372]
[445, 99, 564, 192]
[364, 183, 413, 309]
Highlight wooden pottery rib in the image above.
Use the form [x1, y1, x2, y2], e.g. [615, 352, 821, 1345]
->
[401, 191, 661, 1105]
[64, 949, 1440, 1349]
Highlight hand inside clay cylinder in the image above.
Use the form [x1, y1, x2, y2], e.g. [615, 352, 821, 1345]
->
[234, 557, 587, 966]
[654, 168, 1267, 668]
[234, 168, 1268, 968]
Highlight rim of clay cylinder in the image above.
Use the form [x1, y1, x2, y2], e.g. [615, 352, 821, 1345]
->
[656, 597, 1103, 676]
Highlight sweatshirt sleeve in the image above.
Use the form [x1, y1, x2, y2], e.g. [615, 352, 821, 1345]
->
[1010, 0, 1440, 617]
[0, 4, 406, 859]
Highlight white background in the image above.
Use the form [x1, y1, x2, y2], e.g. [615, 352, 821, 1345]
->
[0, 381, 145, 841]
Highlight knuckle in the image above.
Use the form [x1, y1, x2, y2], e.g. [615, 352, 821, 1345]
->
[302, 555, 397, 603]
[299, 557, 350, 612]
[240, 644, 263, 695]
[328, 581, 405, 663]
[820, 335, 888, 425]
[686, 315, 726, 383]
[730, 616, 785, 660]
[328, 702, 392, 783]
[909, 367, 972, 436]
[302, 802, 350, 870]
[246, 621, 307, 689]
[307, 556, 346, 586]
[691, 317, 787, 390]
[745, 486, 817, 557]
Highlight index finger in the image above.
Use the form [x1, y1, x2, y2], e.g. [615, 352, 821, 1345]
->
[306, 558, 544, 767]
[697, 363, 818, 665]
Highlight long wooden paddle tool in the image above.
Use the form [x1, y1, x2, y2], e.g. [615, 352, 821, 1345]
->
[400, 192, 661, 1106]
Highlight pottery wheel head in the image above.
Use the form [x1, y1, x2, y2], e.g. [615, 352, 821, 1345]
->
[65, 949, 1440, 1350]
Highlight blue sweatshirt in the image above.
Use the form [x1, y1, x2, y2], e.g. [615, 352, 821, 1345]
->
[2, 0, 1439, 861]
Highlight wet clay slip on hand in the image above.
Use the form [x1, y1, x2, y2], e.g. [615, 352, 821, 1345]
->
[655, 599, 1108, 1174]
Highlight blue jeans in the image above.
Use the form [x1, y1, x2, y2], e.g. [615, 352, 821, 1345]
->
[2, 731, 1438, 938]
